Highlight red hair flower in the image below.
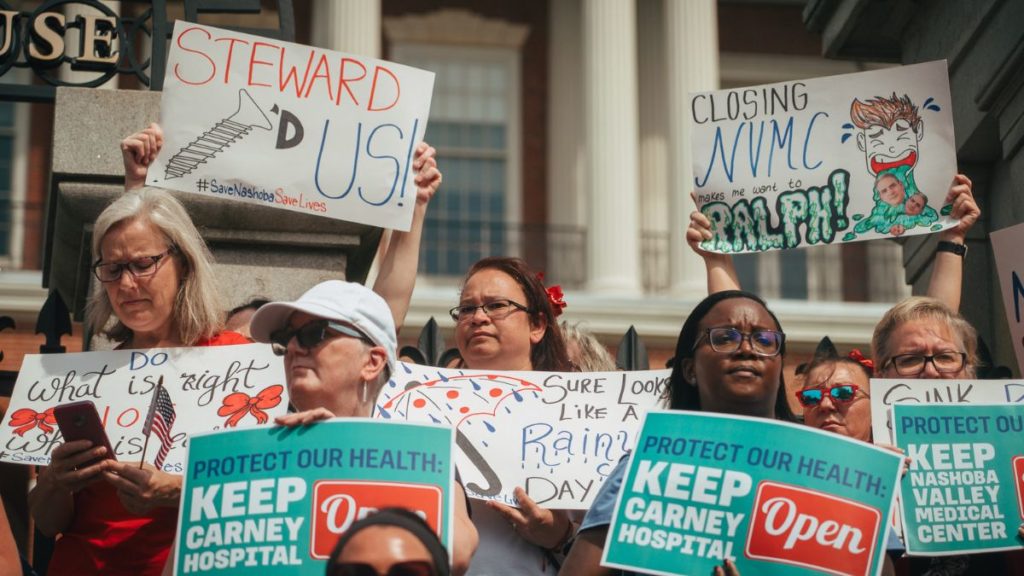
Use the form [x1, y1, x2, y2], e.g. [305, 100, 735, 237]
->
[536, 272, 567, 318]
[848, 349, 874, 370]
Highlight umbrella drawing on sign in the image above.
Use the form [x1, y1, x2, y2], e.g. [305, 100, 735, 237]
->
[378, 372, 542, 429]
[377, 371, 543, 497]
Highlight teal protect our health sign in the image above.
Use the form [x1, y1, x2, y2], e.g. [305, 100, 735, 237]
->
[173, 419, 454, 575]
[603, 411, 902, 576]
[892, 403, 1024, 556]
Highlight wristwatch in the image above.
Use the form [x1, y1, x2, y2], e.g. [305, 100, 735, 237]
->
[936, 240, 967, 257]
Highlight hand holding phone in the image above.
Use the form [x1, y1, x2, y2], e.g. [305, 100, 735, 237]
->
[54, 401, 116, 467]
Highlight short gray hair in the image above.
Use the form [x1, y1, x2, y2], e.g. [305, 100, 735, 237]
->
[86, 188, 223, 345]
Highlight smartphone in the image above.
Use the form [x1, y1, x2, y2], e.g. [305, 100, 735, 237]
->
[54, 400, 117, 465]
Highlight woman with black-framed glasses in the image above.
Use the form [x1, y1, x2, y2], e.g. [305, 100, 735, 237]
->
[562, 290, 794, 576]
[872, 297, 976, 381]
[30, 123, 251, 576]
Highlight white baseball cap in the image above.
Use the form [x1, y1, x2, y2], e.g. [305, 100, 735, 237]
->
[249, 280, 397, 373]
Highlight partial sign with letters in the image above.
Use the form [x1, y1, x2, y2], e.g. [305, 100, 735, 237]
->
[691, 60, 957, 253]
[870, 378, 1024, 444]
[991, 222, 1024, 376]
[0, 344, 287, 473]
[603, 411, 901, 576]
[375, 363, 667, 509]
[150, 22, 435, 231]
[174, 419, 454, 575]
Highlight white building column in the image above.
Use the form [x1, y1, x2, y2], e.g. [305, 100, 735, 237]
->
[637, 0, 669, 292]
[665, 0, 719, 296]
[314, 0, 381, 58]
[547, 0, 586, 280]
[582, 0, 641, 295]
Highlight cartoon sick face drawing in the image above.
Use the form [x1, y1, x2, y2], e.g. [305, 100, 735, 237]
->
[842, 93, 941, 242]
[850, 93, 924, 176]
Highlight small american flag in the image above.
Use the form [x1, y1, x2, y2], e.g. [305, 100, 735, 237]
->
[142, 383, 176, 469]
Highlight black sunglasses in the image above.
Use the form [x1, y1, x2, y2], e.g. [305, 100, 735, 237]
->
[329, 560, 436, 576]
[269, 319, 368, 355]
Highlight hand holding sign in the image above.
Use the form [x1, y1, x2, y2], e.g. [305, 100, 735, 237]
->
[487, 487, 573, 550]
[122, 123, 164, 190]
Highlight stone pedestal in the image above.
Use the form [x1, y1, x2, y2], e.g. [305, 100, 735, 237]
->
[46, 87, 381, 324]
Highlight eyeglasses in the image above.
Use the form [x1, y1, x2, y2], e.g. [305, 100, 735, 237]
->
[269, 319, 369, 356]
[92, 249, 175, 283]
[694, 327, 784, 357]
[795, 384, 867, 407]
[887, 352, 966, 376]
[329, 561, 435, 576]
[449, 299, 531, 322]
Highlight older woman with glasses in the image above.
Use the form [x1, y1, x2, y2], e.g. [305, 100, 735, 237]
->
[872, 296, 976, 380]
[29, 125, 249, 576]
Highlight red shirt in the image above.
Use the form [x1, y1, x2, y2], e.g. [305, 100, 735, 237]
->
[46, 331, 249, 576]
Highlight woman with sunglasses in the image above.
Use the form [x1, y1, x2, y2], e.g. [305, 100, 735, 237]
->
[326, 508, 450, 576]
[29, 124, 249, 576]
[560, 289, 794, 576]
[795, 347, 875, 443]
[249, 280, 478, 575]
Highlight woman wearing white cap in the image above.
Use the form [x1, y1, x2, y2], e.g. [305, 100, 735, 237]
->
[249, 281, 478, 574]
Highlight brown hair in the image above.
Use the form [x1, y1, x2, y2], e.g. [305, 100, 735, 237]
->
[850, 93, 921, 131]
[462, 257, 572, 372]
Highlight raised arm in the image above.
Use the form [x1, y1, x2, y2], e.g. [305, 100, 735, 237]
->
[686, 196, 741, 294]
[372, 142, 440, 333]
[121, 123, 163, 190]
[926, 174, 979, 312]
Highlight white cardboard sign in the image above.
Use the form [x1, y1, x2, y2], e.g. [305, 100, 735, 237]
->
[0, 344, 287, 473]
[149, 22, 435, 231]
[990, 222, 1024, 377]
[691, 60, 958, 253]
[374, 363, 668, 509]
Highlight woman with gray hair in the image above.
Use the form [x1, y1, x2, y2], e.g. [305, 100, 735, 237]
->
[28, 125, 248, 576]
[871, 295, 978, 380]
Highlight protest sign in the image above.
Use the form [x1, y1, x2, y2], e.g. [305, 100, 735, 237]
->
[892, 403, 1024, 555]
[374, 362, 667, 509]
[991, 222, 1024, 376]
[691, 60, 957, 253]
[174, 419, 454, 575]
[0, 344, 286, 473]
[603, 410, 902, 576]
[870, 378, 1024, 444]
[148, 22, 435, 231]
